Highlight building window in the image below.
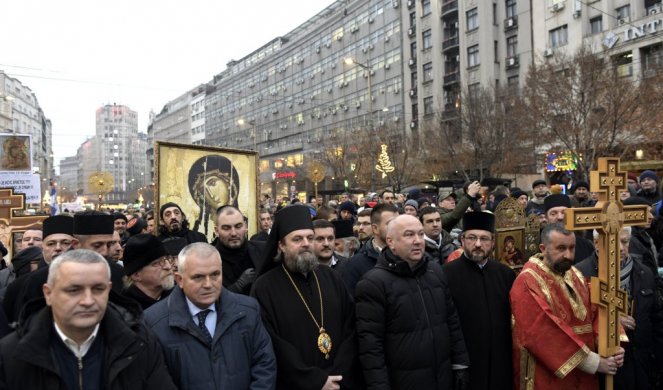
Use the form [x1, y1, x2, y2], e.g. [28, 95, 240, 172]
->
[467, 8, 479, 30]
[424, 96, 434, 115]
[549, 25, 568, 48]
[423, 62, 433, 82]
[494, 40, 499, 62]
[506, 36, 518, 57]
[506, 0, 516, 18]
[422, 0, 431, 16]
[468, 45, 480, 67]
[616, 5, 630, 20]
[409, 12, 416, 27]
[423, 29, 432, 50]
[412, 103, 418, 119]
[590, 16, 602, 35]
[468, 83, 480, 97]
[411, 71, 418, 85]
[411, 42, 417, 59]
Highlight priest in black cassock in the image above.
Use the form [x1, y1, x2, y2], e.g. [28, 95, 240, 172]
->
[442, 212, 516, 390]
[251, 205, 363, 390]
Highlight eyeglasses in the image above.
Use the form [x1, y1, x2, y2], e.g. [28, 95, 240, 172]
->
[150, 257, 176, 268]
[463, 235, 493, 244]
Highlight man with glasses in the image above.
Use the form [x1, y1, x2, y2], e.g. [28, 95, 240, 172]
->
[355, 209, 373, 247]
[443, 212, 516, 390]
[122, 234, 175, 310]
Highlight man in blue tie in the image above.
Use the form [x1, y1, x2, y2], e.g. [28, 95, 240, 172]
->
[144, 242, 276, 389]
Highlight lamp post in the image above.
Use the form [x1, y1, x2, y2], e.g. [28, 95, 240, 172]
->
[237, 118, 257, 151]
[344, 58, 373, 130]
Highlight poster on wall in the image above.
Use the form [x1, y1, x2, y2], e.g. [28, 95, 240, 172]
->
[0, 173, 41, 203]
[154, 141, 259, 242]
[0, 134, 32, 172]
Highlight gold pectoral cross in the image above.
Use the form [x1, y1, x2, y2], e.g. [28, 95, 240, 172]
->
[564, 158, 650, 390]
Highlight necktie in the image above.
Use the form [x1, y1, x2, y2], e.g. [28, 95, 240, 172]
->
[196, 309, 213, 345]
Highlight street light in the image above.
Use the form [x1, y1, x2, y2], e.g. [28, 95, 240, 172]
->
[343, 57, 373, 130]
[237, 118, 257, 151]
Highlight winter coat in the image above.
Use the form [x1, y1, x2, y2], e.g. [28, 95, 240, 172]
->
[0, 302, 176, 390]
[355, 248, 469, 390]
[343, 239, 381, 297]
[576, 255, 663, 389]
[144, 286, 276, 390]
[423, 230, 457, 265]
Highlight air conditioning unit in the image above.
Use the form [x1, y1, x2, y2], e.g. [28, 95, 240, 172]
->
[408, 27, 415, 36]
[368, 44, 374, 50]
[407, 0, 414, 8]
[409, 58, 416, 66]
[551, 2, 564, 12]
[363, 71, 369, 78]
[343, 105, 349, 111]
[393, 116, 400, 122]
[650, 6, 661, 15]
[543, 48, 554, 57]
[393, 0, 399, 9]
[355, 101, 361, 108]
[409, 88, 417, 97]
[315, 46, 321, 53]
[506, 18, 514, 28]
[362, 47, 368, 53]
[350, 25, 359, 33]
[336, 34, 343, 41]
[573, 10, 581, 19]
[385, 35, 391, 42]
[410, 121, 417, 129]
[385, 63, 391, 70]
[507, 57, 517, 66]
[618, 16, 630, 25]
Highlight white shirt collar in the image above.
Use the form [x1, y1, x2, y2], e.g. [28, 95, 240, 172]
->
[54, 322, 100, 359]
[185, 296, 216, 318]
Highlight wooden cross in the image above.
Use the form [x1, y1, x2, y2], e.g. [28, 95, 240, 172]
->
[0, 188, 25, 220]
[0, 188, 47, 258]
[564, 158, 651, 390]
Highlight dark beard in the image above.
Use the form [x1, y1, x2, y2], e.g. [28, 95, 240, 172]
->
[285, 251, 318, 274]
[465, 249, 489, 263]
[553, 259, 573, 274]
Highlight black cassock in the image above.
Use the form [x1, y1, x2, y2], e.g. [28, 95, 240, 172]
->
[442, 254, 516, 390]
[251, 264, 362, 390]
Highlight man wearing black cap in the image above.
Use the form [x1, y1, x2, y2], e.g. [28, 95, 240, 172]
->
[526, 179, 548, 215]
[338, 201, 357, 222]
[543, 194, 595, 263]
[636, 170, 661, 205]
[443, 212, 516, 390]
[510, 190, 529, 208]
[213, 206, 264, 295]
[126, 217, 147, 238]
[251, 205, 363, 390]
[122, 234, 175, 310]
[158, 202, 207, 244]
[312, 219, 349, 273]
[2, 215, 74, 323]
[570, 181, 592, 208]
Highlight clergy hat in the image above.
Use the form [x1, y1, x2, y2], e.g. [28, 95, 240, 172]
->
[123, 234, 168, 276]
[126, 217, 147, 236]
[259, 205, 313, 275]
[160, 202, 183, 218]
[43, 215, 74, 239]
[462, 212, 495, 233]
[544, 194, 571, 212]
[333, 220, 354, 239]
[73, 212, 114, 235]
[162, 237, 187, 257]
[622, 196, 651, 207]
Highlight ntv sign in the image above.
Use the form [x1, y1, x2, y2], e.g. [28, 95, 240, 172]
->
[603, 18, 663, 49]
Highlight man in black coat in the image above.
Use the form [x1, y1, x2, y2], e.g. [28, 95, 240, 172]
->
[157, 202, 207, 244]
[213, 206, 264, 295]
[121, 234, 174, 310]
[420, 206, 457, 264]
[443, 212, 516, 390]
[576, 226, 663, 390]
[0, 249, 176, 389]
[355, 214, 470, 390]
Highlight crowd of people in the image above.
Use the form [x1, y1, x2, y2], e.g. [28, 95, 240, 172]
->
[0, 169, 660, 389]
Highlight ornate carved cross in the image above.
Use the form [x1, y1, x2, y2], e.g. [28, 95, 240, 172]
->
[564, 158, 651, 390]
[0, 188, 25, 221]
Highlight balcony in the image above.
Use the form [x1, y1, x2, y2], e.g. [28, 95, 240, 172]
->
[505, 55, 520, 69]
[504, 15, 518, 31]
[441, 0, 458, 16]
[442, 36, 459, 52]
[443, 71, 460, 86]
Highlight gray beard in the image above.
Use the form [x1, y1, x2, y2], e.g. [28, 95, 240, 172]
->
[285, 251, 319, 274]
[161, 274, 175, 290]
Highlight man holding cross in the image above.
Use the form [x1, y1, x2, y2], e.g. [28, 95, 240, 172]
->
[511, 223, 625, 389]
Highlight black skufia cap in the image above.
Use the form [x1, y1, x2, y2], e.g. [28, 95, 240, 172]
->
[43, 215, 74, 238]
[462, 212, 495, 233]
[332, 220, 355, 239]
[73, 213, 114, 235]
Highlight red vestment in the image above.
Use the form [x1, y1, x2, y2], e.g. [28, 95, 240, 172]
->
[510, 255, 598, 390]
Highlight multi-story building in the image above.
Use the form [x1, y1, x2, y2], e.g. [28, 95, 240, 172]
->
[77, 137, 97, 200]
[191, 86, 206, 145]
[204, 0, 405, 196]
[533, 0, 663, 77]
[94, 104, 139, 203]
[58, 155, 79, 196]
[0, 70, 54, 188]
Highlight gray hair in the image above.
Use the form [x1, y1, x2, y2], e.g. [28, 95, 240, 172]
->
[540, 223, 574, 245]
[593, 226, 631, 240]
[177, 242, 221, 273]
[47, 249, 111, 287]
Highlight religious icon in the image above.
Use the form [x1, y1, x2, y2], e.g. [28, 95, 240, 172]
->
[0, 135, 31, 171]
[155, 142, 259, 242]
[499, 234, 524, 266]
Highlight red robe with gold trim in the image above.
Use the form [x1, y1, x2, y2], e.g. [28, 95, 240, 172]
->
[510, 255, 598, 390]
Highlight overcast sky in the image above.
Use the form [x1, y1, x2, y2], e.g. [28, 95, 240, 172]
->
[3, 0, 331, 172]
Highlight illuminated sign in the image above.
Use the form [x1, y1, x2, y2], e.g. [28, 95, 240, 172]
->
[545, 151, 582, 172]
[272, 171, 297, 180]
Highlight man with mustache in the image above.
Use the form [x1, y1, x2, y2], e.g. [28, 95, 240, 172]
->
[510, 223, 625, 390]
[157, 202, 207, 245]
[442, 212, 516, 390]
[543, 194, 595, 263]
[252, 205, 363, 390]
[312, 219, 349, 273]
[122, 234, 175, 310]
